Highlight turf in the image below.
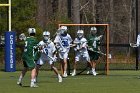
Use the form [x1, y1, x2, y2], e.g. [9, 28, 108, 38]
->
[0, 70, 140, 93]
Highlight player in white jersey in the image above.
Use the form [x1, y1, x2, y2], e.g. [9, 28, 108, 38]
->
[35, 31, 62, 83]
[71, 30, 94, 76]
[54, 26, 72, 77]
[136, 34, 140, 46]
[130, 34, 140, 47]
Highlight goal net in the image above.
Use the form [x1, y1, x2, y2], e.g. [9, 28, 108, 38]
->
[59, 24, 110, 75]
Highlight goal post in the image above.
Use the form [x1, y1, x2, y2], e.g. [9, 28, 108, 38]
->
[59, 24, 110, 75]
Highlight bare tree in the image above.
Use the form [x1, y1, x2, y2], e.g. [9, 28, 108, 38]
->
[71, 0, 80, 24]
[58, 0, 68, 20]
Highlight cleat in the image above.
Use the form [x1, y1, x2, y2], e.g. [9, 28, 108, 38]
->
[92, 71, 97, 76]
[63, 73, 68, 78]
[86, 71, 90, 74]
[17, 81, 22, 86]
[71, 72, 76, 76]
[30, 84, 39, 88]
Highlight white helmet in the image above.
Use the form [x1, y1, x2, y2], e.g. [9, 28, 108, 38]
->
[90, 27, 97, 34]
[43, 31, 50, 42]
[60, 26, 68, 36]
[60, 26, 67, 30]
[77, 30, 84, 38]
[28, 28, 36, 35]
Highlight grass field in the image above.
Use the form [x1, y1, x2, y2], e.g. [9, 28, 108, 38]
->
[0, 70, 140, 93]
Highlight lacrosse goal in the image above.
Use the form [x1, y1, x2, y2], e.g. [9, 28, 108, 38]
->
[58, 24, 110, 75]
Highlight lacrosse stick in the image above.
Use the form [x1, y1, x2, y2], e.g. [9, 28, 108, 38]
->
[130, 43, 139, 48]
[19, 33, 26, 41]
[88, 47, 112, 59]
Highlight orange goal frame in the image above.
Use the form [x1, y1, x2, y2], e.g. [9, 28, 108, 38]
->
[59, 24, 110, 75]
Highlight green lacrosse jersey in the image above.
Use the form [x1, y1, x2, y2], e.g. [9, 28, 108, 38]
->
[22, 36, 39, 68]
[87, 34, 100, 60]
[87, 34, 100, 51]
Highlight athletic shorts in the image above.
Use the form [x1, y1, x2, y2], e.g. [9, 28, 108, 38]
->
[59, 52, 69, 60]
[88, 50, 100, 61]
[75, 52, 90, 62]
[37, 55, 54, 65]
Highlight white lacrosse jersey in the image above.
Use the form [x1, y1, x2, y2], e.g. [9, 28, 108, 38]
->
[54, 34, 72, 52]
[38, 40, 56, 59]
[137, 34, 140, 46]
[74, 37, 90, 62]
[74, 37, 88, 52]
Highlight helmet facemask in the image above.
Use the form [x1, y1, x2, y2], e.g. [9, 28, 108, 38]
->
[43, 31, 50, 43]
[28, 28, 36, 36]
[60, 26, 67, 36]
[77, 30, 84, 39]
[61, 29, 67, 36]
[90, 27, 97, 35]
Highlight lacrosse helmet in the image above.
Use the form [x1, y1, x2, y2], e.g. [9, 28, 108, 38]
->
[60, 26, 68, 36]
[77, 30, 84, 39]
[43, 31, 50, 42]
[90, 27, 97, 35]
[28, 28, 36, 36]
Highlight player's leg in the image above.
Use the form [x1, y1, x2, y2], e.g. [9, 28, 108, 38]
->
[71, 55, 79, 76]
[34, 57, 45, 83]
[50, 62, 62, 82]
[86, 54, 97, 76]
[91, 52, 100, 75]
[63, 58, 68, 77]
[34, 64, 41, 83]
[17, 61, 28, 86]
[30, 68, 39, 88]
[71, 61, 77, 76]
[62, 52, 69, 77]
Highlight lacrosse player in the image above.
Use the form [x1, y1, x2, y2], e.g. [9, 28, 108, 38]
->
[54, 26, 72, 77]
[87, 27, 103, 76]
[130, 34, 140, 47]
[35, 31, 62, 83]
[17, 28, 39, 87]
[71, 30, 94, 76]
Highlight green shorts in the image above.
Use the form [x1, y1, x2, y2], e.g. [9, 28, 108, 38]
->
[22, 54, 36, 68]
[88, 50, 100, 61]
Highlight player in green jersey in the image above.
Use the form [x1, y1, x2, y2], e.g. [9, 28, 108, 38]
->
[17, 28, 39, 87]
[87, 27, 103, 76]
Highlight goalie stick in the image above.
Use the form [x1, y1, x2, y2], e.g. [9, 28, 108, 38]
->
[88, 47, 112, 59]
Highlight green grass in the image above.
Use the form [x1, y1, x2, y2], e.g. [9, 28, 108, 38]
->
[0, 70, 140, 93]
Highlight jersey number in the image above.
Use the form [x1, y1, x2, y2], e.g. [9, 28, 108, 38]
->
[44, 48, 48, 55]
[62, 40, 69, 47]
[93, 41, 97, 48]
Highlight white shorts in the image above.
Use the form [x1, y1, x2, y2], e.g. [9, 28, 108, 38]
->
[37, 55, 54, 65]
[59, 52, 69, 59]
[75, 52, 90, 62]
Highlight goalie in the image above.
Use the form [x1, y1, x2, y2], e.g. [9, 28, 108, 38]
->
[87, 27, 103, 76]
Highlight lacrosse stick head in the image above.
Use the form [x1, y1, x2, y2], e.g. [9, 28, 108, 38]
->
[108, 54, 112, 59]
[130, 43, 138, 47]
[19, 33, 26, 40]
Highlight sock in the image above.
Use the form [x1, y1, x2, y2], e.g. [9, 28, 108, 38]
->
[58, 74, 61, 78]
[34, 77, 37, 82]
[92, 68, 95, 72]
[73, 69, 76, 73]
[31, 79, 34, 85]
[18, 75, 23, 82]
[64, 71, 67, 74]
